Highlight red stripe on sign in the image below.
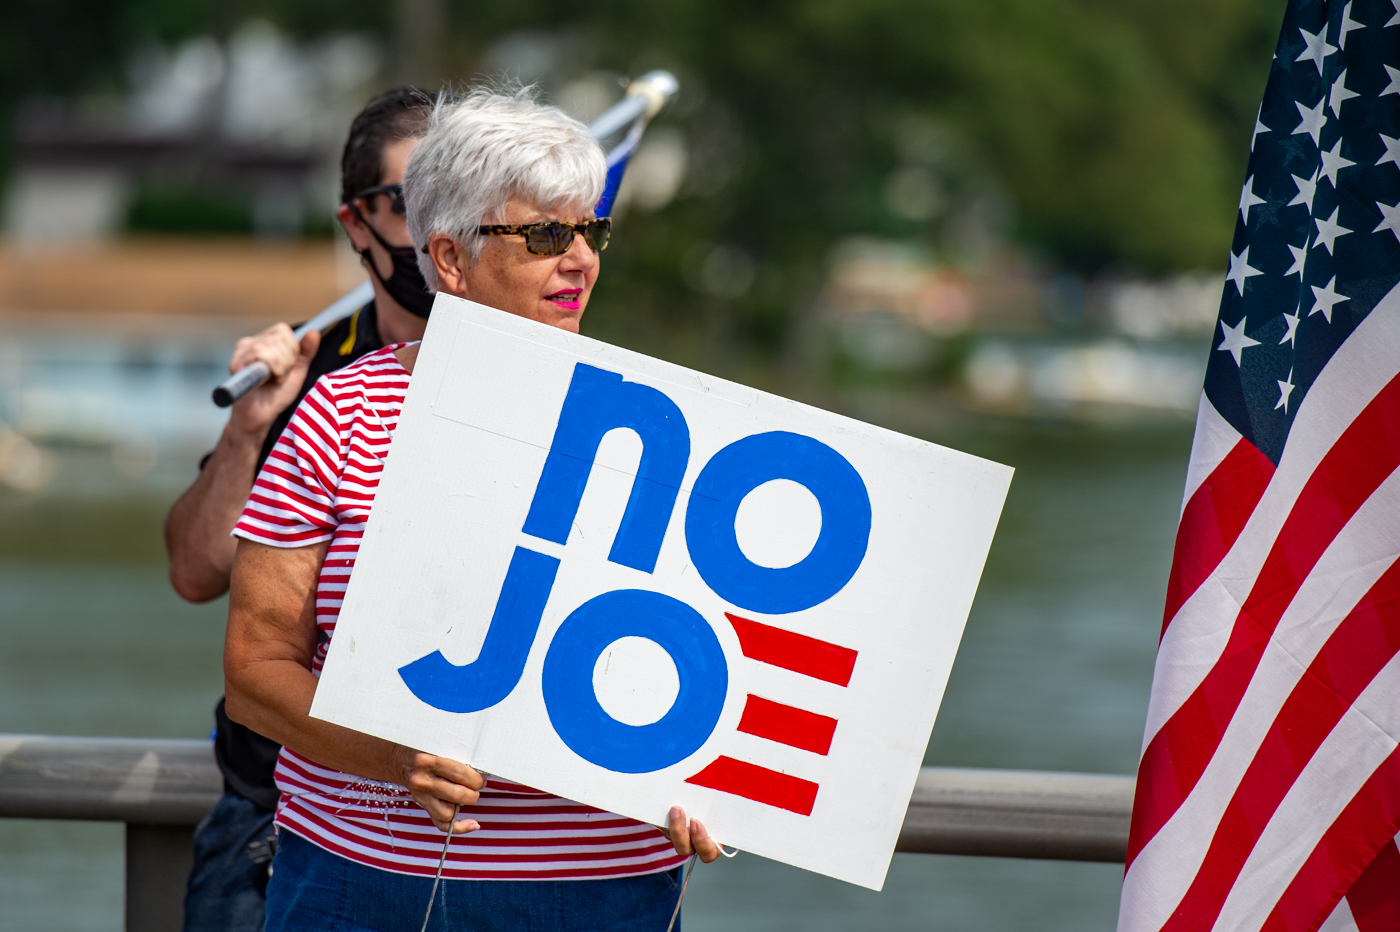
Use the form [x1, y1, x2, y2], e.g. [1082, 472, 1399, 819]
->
[1126, 372, 1400, 870]
[725, 613, 857, 686]
[1160, 439, 1275, 638]
[1260, 748, 1400, 932]
[1348, 840, 1400, 932]
[685, 756, 820, 816]
[1155, 557, 1400, 932]
[737, 695, 838, 756]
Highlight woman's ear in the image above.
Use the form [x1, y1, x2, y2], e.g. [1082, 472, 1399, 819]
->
[428, 234, 470, 298]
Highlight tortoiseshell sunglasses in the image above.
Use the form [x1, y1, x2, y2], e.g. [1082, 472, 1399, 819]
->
[476, 218, 611, 256]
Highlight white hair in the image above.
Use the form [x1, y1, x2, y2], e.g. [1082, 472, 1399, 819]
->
[404, 84, 607, 290]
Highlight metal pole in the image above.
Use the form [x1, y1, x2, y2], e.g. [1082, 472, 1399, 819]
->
[210, 281, 374, 407]
[0, 734, 1137, 928]
[0, 734, 1133, 862]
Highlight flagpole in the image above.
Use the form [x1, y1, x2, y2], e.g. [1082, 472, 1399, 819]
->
[211, 70, 679, 408]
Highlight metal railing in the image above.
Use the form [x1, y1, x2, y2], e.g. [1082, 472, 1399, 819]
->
[0, 734, 1134, 930]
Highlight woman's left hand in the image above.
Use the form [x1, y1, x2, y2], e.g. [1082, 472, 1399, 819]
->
[662, 806, 723, 863]
[393, 745, 485, 834]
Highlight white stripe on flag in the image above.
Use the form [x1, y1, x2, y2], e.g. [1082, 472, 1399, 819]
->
[1180, 394, 1242, 516]
[1212, 651, 1400, 932]
[1317, 897, 1360, 932]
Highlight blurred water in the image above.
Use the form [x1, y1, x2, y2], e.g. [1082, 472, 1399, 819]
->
[0, 418, 1190, 931]
[0, 334, 231, 452]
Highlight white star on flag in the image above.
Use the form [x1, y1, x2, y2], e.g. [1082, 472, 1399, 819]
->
[1389, 0, 1400, 27]
[1275, 368, 1296, 412]
[1379, 133, 1400, 169]
[1329, 70, 1359, 117]
[1320, 139, 1356, 186]
[1253, 105, 1270, 151]
[1314, 207, 1352, 254]
[1383, 65, 1400, 98]
[1338, 2, 1364, 48]
[1309, 275, 1350, 322]
[1226, 246, 1264, 295]
[1295, 26, 1337, 74]
[1280, 310, 1301, 346]
[1240, 175, 1266, 223]
[1289, 169, 1320, 211]
[1286, 242, 1308, 277]
[1217, 317, 1260, 366]
[1375, 200, 1400, 243]
[1293, 96, 1327, 147]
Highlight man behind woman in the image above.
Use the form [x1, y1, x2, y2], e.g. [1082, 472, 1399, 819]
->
[166, 86, 437, 931]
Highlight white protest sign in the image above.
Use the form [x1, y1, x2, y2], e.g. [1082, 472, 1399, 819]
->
[310, 294, 1012, 890]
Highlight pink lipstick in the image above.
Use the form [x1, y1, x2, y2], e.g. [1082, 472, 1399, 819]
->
[546, 290, 582, 311]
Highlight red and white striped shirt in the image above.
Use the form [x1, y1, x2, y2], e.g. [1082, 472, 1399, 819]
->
[233, 344, 686, 880]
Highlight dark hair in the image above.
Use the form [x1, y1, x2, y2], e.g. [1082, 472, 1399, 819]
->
[339, 86, 434, 206]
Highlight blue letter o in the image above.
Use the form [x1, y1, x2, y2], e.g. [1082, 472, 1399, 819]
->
[685, 431, 871, 614]
[542, 590, 728, 773]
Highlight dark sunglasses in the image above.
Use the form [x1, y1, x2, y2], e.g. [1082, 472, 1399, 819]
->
[353, 183, 406, 215]
[476, 219, 611, 256]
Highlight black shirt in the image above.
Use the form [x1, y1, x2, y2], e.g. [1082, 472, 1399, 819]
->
[213, 300, 385, 811]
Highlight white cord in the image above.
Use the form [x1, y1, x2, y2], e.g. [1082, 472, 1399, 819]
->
[419, 806, 459, 932]
[665, 852, 699, 932]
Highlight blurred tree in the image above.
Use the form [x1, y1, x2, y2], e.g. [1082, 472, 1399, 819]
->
[0, 0, 1285, 361]
[126, 181, 254, 235]
[0, 0, 389, 176]
[436, 0, 1283, 361]
[580, 0, 1282, 271]
[0, 0, 389, 94]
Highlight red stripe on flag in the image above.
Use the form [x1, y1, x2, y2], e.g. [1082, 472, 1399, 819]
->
[737, 695, 838, 755]
[1347, 840, 1400, 932]
[1127, 373, 1400, 869]
[725, 613, 858, 686]
[1155, 557, 1400, 932]
[685, 756, 820, 815]
[1260, 748, 1400, 932]
[1161, 439, 1276, 637]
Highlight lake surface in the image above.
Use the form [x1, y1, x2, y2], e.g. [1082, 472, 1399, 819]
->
[0, 416, 1192, 931]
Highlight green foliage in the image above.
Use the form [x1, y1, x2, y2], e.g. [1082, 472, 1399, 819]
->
[0, 0, 388, 117]
[126, 182, 255, 235]
[0, 0, 1287, 355]
[559, 0, 1280, 272]
[445, 0, 1281, 356]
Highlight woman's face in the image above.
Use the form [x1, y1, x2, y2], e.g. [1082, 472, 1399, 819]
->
[429, 197, 601, 333]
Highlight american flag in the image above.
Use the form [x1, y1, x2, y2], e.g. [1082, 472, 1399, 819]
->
[1118, 2, 1400, 931]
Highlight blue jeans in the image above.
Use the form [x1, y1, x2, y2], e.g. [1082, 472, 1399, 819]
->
[184, 790, 277, 932]
[266, 830, 684, 932]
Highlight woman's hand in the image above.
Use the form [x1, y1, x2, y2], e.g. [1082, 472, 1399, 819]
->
[394, 746, 486, 834]
[662, 806, 723, 863]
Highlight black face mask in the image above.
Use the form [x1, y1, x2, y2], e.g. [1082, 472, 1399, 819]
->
[349, 205, 435, 318]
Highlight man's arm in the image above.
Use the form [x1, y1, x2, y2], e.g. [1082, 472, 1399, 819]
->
[164, 324, 320, 603]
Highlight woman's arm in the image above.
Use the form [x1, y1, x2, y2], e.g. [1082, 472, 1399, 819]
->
[227, 536, 720, 854]
[224, 537, 483, 832]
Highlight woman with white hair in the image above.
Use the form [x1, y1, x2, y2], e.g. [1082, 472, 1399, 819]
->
[224, 86, 721, 931]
